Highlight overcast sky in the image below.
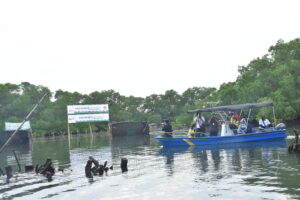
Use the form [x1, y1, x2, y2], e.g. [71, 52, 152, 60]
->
[0, 0, 299, 97]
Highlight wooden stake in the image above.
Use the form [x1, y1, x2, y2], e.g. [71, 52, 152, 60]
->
[13, 150, 21, 172]
[5, 166, 13, 183]
[67, 123, 71, 149]
[89, 123, 92, 135]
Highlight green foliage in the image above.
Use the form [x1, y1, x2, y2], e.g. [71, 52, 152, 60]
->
[0, 38, 299, 135]
[147, 114, 162, 123]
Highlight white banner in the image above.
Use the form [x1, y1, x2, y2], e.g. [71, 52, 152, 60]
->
[68, 113, 109, 124]
[5, 121, 31, 131]
[67, 104, 109, 114]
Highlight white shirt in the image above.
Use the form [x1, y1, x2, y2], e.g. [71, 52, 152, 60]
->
[259, 118, 271, 127]
[194, 116, 205, 128]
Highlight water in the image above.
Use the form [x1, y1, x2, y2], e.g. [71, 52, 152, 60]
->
[1, 128, 300, 200]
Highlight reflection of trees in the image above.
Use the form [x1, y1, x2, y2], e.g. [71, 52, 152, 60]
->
[110, 135, 150, 160]
[32, 138, 70, 167]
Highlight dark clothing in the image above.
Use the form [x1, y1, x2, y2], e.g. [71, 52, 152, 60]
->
[162, 124, 173, 133]
[209, 117, 219, 136]
[209, 126, 218, 136]
[229, 124, 238, 130]
[162, 123, 173, 137]
[246, 123, 253, 133]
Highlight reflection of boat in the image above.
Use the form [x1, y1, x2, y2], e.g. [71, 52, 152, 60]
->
[109, 121, 149, 137]
[159, 138, 287, 153]
[155, 102, 286, 146]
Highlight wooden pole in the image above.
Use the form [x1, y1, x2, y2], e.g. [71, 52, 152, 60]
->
[272, 106, 277, 125]
[67, 123, 71, 149]
[89, 123, 92, 135]
[5, 166, 13, 183]
[0, 93, 47, 154]
[13, 150, 21, 172]
[294, 129, 299, 144]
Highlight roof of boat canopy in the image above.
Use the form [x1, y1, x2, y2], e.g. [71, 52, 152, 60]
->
[187, 102, 273, 113]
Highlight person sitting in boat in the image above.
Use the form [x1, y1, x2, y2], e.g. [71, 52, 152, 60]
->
[209, 113, 219, 136]
[239, 115, 253, 133]
[162, 119, 173, 137]
[193, 113, 206, 137]
[229, 113, 239, 130]
[259, 115, 272, 129]
[238, 115, 248, 134]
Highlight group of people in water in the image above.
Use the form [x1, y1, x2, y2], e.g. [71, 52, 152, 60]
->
[162, 112, 273, 137]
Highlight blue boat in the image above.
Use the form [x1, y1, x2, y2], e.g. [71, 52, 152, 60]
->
[155, 102, 287, 146]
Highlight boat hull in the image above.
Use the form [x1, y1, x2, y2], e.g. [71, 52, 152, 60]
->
[154, 129, 286, 146]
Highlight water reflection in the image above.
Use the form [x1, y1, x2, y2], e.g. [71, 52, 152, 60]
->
[159, 139, 287, 175]
[110, 135, 150, 148]
[2, 133, 300, 200]
[0, 143, 32, 172]
[32, 137, 70, 168]
[211, 149, 220, 170]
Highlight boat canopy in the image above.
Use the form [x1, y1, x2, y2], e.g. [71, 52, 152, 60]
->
[187, 102, 273, 113]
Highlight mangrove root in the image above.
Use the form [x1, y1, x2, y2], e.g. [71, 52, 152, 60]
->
[85, 156, 113, 178]
[36, 158, 55, 181]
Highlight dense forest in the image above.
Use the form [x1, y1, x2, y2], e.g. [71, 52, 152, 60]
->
[0, 38, 299, 136]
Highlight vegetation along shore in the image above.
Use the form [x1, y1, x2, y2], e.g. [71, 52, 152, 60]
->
[0, 38, 299, 137]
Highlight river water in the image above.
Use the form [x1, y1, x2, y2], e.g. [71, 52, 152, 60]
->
[1, 127, 300, 200]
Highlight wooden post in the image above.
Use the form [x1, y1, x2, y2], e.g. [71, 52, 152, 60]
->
[89, 123, 93, 135]
[89, 123, 93, 147]
[67, 123, 71, 149]
[0, 167, 4, 176]
[13, 150, 21, 172]
[294, 129, 299, 144]
[121, 158, 128, 173]
[272, 106, 277, 126]
[5, 166, 13, 183]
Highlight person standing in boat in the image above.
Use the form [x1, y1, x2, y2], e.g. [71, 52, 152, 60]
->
[162, 119, 173, 137]
[193, 112, 206, 136]
[209, 113, 219, 136]
[259, 115, 272, 129]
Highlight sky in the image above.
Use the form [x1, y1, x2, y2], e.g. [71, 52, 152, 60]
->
[0, 0, 299, 97]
